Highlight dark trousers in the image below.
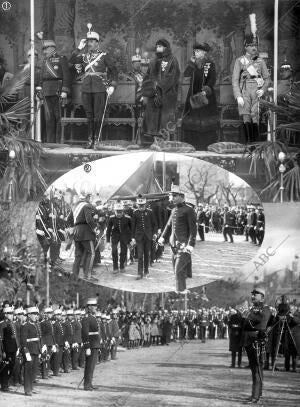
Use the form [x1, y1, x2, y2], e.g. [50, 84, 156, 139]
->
[41, 348, 51, 379]
[71, 347, 79, 370]
[44, 95, 61, 143]
[111, 240, 128, 270]
[256, 229, 264, 245]
[200, 326, 206, 342]
[78, 346, 85, 368]
[248, 227, 257, 244]
[136, 236, 151, 276]
[111, 345, 117, 360]
[198, 225, 205, 241]
[84, 348, 98, 389]
[223, 226, 233, 242]
[231, 349, 242, 367]
[51, 346, 63, 376]
[50, 241, 61, 264]
[245, 345, 264, 400]
[82, 92, 107, 141]
[62, 348, 70, 373]
[172, 251, 191, 292]
[32, 353, 40, 382]
[23, 360, 33, 394]
[72, 240, 95, 278]
[0, 351, 16, 390]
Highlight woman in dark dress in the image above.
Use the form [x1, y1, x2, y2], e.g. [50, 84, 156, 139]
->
[182, 43, 218, 150]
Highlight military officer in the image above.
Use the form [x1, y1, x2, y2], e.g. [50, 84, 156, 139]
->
[247, 205, 257, 244]
[40, 307, 55, 379]
[0, 306, 18, 392]
[62, 310, 74, 373]
[69, 192, 97, 281]
[196, 203, 206, 241]
[106, 202, 132, 273]
[256, 206, 265, 246]
[20, 306, 41, 396]
[71, 310, 82, 370]
[127, 51, 144, 104]
[110, 311, 120, 360]
[241, 287, 271, 404]
[228, 308, 243, 368]
[40, 39, 71, 143]
[69, 24, 118, 149]
[52, 309, 64, 376]
[159, 186, 197, 293]
[131, 196, 158, 280]
[232, 14, 270, 143]
[81, 298, 101, 391]
[223, 205, 235, 243]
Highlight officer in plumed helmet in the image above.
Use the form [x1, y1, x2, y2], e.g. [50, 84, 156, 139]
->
[70, 24, 118, 149]
[240, 286, 271, 404]
[39, 39, 71, 143]
[232, 14, 270, 144]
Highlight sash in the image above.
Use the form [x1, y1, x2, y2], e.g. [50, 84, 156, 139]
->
[73, 202, 88, 224]
[84, 52, 106, 73]
[45, 59, 59, 78]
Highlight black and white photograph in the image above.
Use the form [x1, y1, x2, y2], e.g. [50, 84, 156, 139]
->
[0, 0, 300, 406]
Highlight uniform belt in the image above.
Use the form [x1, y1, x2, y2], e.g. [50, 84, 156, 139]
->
[84, 72, 105, 77]
[75, 222, 88, 226]
[27, 337, 39, 342]
[231, 324, 241, 328]
[88, 332, 99, 336]
[245, 79, 258, 83]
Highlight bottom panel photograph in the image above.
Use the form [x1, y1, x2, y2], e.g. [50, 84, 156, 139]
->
[0, 282, 299, 407]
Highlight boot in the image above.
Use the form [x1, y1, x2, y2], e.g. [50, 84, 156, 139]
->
[244, 122, 252, 144]
[252, 123, 259, 143]
[84, 119, 94, 149]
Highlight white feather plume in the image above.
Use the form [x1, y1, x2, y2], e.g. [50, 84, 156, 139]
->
[249, 13, 257, 37]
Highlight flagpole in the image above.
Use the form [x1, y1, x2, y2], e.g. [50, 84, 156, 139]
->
[30, 0, 35, 140]
[273, 0, 279, 142]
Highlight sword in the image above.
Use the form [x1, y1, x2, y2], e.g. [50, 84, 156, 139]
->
[96, 95, 110, 145]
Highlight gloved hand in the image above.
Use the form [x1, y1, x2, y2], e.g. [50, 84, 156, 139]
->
[256, 89, 264, 97]
[152, 234, 157, 241]
[78, 39, 86, 50]
[131, 238, 136, 245]
[16, 348, 20, 357]
[106, 86, 115, 96]
[157, 228, 161, 235]
[42, 345, 47, 353]
[65, 341, 69, 349]
[237, 96, 244, 107]
[60, 92, 67, 99]
[52, 345, 57, 353]
[158, 237, 164, 246]
[185, 245, 194, 254]
[86, 348, 91, 356]
[25, 352, 32, 362]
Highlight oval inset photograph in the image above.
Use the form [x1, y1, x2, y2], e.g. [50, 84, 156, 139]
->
[36, 152, 263, 293]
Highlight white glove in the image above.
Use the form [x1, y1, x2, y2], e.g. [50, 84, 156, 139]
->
[131, 238, 136, 245]
[86, 348, 91, 356]
[237, 96, 244, 107]
[42, 345, 47, 353]
[256, 89, 264, 97]
[36, 230, 45, 236]
[65, 341, 69, 349]
[60, 92, 67, 99]
[25, 352, 32, 362]
[158, 237, 164, 245]
[78, 39, 86, 50]
[16, 348, 20, 357]
[185, 245, 194, 254]
[157, 228, 161, 235]
[152, 234, 157, 240]
[52, 345, 57, 353]
[106, 86, 115, 96]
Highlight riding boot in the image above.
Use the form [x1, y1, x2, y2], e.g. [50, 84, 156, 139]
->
[244, 122, 252, 144]
[252, 122, 259, 143]
[93, 120, 101, 149]
[84, 119, 94, 149]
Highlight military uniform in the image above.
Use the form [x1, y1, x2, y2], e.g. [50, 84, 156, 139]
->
[40, 46, 71, 143]
[228, 312, 243, 367]
[247, 209, 257, 244]
[223, 209, 236, 243]
[40, 313, 55, 379]
[0, 316, 18, 392]
[256, 210, 265, 246]
[70, 198, 97, 280]
[71, 315, 82, 370]
[81, 308, 101, 390]
[20, 316, 41, 396]
[132, 207, 157, 278]
[161, 201, 197, 292]
[52, 317, 64, 376]
[69, 40, 118, 147]
[106, 213, 132, 271]
[197, 207, 206, 241]
[242, 296, 271, 403]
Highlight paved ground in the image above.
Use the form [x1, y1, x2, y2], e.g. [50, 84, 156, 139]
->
[2, 339, 299, 407]
[60, 233, 258, 293]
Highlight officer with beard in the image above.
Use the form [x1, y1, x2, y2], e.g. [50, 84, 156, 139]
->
[142, 39, 180, 139]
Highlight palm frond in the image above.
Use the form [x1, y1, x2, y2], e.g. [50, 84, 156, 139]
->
[0, 64, 30, 107]
[1, 98, 30, 122]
